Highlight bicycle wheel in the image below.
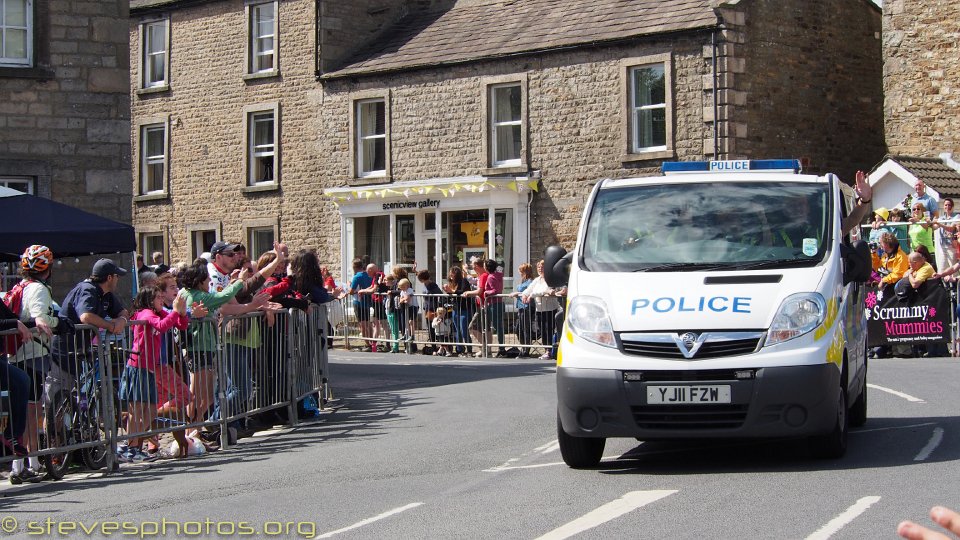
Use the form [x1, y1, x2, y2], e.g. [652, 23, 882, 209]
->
[80, 392, 115, 470]
[42, 390, 73, 480]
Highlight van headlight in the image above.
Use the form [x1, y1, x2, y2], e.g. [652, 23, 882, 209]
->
[567, 296, 616, 348]
[765, 293, 826, 346]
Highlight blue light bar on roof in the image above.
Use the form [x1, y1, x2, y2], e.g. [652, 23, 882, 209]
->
[662, 159, 802, 174]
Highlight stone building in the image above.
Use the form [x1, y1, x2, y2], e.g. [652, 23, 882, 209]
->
[129, 0, 885, 288]
[0, 0, 131, 293]
[882, 0, 960, 158]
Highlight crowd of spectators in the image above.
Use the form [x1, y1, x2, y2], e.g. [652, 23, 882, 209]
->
[343, 255, 565, 360]
[867, 179, 959, 358]
[0, 239, 341, 483]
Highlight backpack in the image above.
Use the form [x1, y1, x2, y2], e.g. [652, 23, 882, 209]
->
[1, 280, 31, 354]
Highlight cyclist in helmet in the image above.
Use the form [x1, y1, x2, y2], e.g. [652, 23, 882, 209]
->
[8, 245, 57, 484]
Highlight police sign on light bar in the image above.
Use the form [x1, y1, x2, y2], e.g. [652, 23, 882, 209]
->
[662, 159, 802, 174]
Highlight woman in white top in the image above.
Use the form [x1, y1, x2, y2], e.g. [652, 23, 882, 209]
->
[521, 260, 561, 360]
[10, 245, 57, 483]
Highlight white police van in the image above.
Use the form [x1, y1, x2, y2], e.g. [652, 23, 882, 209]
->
[544, 159, 872, 468]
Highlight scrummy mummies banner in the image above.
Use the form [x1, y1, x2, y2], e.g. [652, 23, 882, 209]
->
[865, 283, 951, 345]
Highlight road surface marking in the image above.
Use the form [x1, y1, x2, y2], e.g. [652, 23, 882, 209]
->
[539, 441, 560, 454]
[804, 496, 881, 540]
[851, 422, 935, 434]
[317, 502, 423, 538]
[867, 383, 925, 403]
[485, 454, 628, 472]
[914, 427, 944, 461]
[533, 440, 558, 453]
[534, 490, 677, 540]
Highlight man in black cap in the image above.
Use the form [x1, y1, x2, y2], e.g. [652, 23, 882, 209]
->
[49, 258, 130, 389]
[207, 241, 241, 294]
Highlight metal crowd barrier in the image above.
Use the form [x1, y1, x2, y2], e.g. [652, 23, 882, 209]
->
[0, 304, 330, 477]
[335, 291, 561, 358]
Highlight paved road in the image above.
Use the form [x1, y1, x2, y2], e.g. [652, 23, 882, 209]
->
[2, 353, 958, 539]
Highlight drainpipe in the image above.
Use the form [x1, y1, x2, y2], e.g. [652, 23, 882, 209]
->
[712, 26, 720, 159]
[314, 0, 323, 79]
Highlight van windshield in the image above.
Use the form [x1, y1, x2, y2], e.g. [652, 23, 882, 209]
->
[581, 182, 831, 272]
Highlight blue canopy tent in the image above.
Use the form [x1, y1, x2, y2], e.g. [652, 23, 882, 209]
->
[0, 186, 135, 262]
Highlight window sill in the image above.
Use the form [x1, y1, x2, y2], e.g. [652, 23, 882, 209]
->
[348, 176, 391, 187]
[0, 66, 55, 80]
[134, 192, 169, 203]
[482, 165, 529, 176]
[136, 85, 170, 96]
[242, 183, 279, 193]
[620, 149, 675, 163]
[243, 70, 280, 82]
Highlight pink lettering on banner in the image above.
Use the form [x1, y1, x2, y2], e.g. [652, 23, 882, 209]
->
[883, 320, 944, 336]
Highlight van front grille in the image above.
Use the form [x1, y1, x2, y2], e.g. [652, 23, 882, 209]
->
[631, 404, 750, 429]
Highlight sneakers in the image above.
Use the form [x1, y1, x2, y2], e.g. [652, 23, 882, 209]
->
[539, 352, 552, 360]
[126, 447, 158, 463]
[360, 345, 372, 352]
[9, 467, 42, 485]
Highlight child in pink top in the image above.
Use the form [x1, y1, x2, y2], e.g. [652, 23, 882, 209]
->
[119, 285, 188, 462]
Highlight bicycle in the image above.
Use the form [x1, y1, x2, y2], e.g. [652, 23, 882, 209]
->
[42, 348, 121, 479]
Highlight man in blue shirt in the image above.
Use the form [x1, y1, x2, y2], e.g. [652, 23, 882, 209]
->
[347, 258, 373, 351]
[50, 258, 129, 382]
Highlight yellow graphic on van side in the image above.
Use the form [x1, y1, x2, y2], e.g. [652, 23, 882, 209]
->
[814, 297, 840, 341]
[826, 327, 844, 368]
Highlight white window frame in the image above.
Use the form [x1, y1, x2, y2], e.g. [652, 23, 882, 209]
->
[621, 54, 674, 161]
[629, 64, 667, 153]
[243, 102, 280, 188]
[139, 122, 167, 196]
[489, 83, 523, 167]
[140, 18, 169, 89]
[247, 226, 275, 258]
[0, 176, 33, 194]
[140, 232, 165, 265]
[189, 228, 218, 260]
[0, 0, 32, 67]
[247, 1, 277, 75]
[355, 98, 386, 178]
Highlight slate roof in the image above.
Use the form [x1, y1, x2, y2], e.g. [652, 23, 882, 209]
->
[322, 0, 718, 79]
[888, 155, 960, 198]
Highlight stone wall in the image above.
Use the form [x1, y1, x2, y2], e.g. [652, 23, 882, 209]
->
[718, 0, 886, 180]
[883, 0, 960, 157]
[319, 36, 713, 254]
[130, 0, 319, 264]
[0, 0, 131, 298]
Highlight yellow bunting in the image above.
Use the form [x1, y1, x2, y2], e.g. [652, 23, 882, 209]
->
[507, 181, 518, 192]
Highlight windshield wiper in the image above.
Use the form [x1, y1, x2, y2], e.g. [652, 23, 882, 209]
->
[725, 258, 820, 270]
[633, 262, 734, 272]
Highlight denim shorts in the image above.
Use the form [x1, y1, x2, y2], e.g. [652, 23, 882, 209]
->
[118, 365, 158, 405]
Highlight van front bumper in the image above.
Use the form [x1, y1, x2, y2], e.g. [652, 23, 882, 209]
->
[557, 363, 840, 440]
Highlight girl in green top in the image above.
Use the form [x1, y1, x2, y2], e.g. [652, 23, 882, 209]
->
[908, 202, 935, 256]
[178, 259, 245, 426]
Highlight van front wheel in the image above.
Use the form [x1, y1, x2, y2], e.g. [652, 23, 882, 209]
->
[557, 413, 605, 468]
[809, 381, 848, 459]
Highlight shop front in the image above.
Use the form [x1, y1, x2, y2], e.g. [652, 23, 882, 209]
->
[323, 176, 537, 291]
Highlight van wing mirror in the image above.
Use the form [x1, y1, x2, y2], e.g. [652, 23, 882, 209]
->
[841, 240, 872, 285]
[544, 245, 571, 288]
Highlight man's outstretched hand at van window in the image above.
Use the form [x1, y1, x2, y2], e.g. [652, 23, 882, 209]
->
[855, 170, 872, 203]
[842, 170, 874, 236]
[898, 506, 960, 540]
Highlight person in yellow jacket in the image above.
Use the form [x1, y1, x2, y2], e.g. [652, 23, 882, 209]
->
[871, 232, 910, 287]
